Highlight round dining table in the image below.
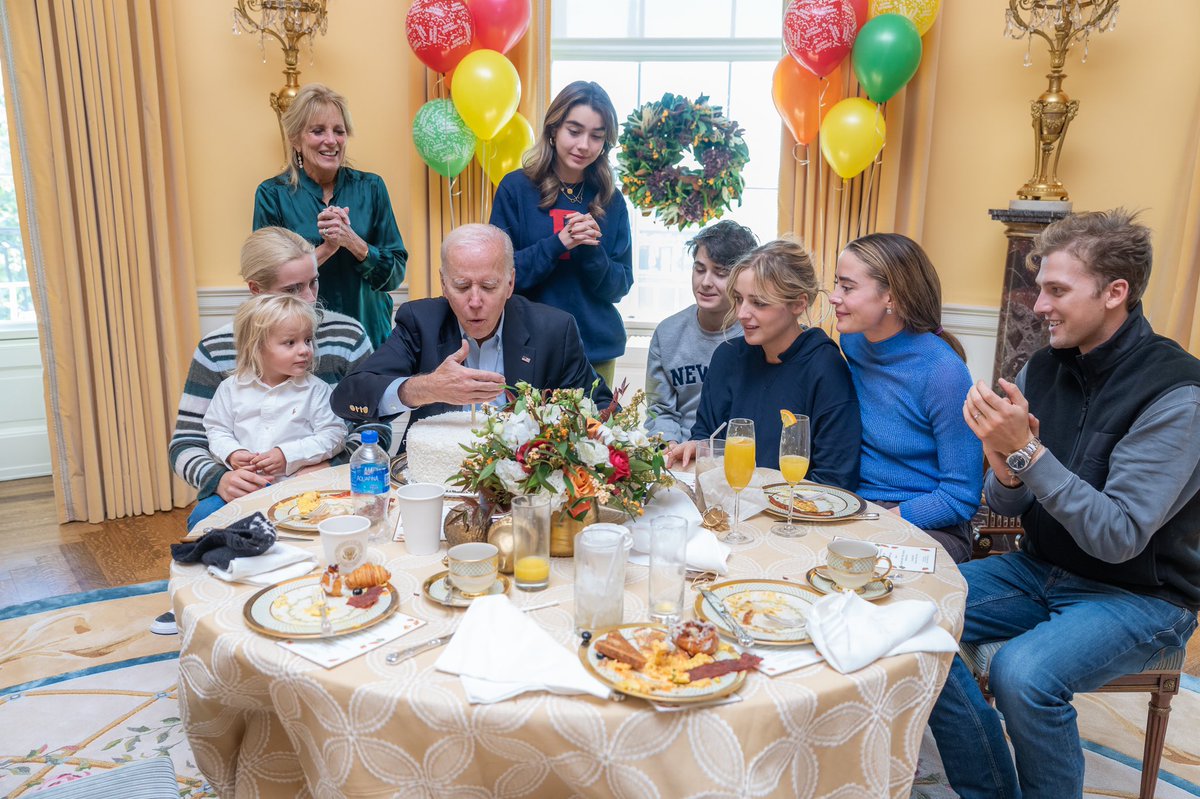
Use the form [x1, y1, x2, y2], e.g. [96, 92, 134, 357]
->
[171, 464, 966, 798]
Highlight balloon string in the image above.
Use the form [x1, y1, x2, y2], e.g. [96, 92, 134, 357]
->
[792, 142, 808, 165]
[448, 175, 458, 230]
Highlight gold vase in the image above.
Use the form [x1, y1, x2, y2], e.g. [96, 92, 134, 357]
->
[550, 506, 597, 558]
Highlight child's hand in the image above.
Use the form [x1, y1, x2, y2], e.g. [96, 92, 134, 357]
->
[252, 447, 287, 476]
[228, 449, 256, 469]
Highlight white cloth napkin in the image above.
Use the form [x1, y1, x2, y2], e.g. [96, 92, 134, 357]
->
[696, 466, 776, 521]
[625, 488, 731, 575]
[435, 594, 611, 703]
[207, 542, 317, 586]
[805, 590, 959, 674]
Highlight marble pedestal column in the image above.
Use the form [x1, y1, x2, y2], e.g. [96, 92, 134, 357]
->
[988, 207, 1072, 383]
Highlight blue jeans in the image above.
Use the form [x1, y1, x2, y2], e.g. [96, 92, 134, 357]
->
[187, 493, 228, 531]
[928, 551, 1196, 799]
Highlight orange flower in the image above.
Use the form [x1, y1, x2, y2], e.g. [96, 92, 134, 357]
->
[585, 418, 604, 439]
[567, 465, 598, 498]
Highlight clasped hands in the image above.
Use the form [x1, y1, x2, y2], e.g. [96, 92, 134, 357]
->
[216, 448, 285, 501]
[558, 212, 601, 250]
[399, 340, 506, 408]
[317, 205, 365, 256]
[963, 378, 1042, 483]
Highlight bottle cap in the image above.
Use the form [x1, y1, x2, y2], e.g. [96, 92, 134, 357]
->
[361, 430, 379, 445]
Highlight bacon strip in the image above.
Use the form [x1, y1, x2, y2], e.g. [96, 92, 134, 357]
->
[687, 653, 763, 681]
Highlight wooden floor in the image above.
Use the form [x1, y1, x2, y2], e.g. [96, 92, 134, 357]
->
[1, 475, 1198, 677]
[0, 476, 188, 606]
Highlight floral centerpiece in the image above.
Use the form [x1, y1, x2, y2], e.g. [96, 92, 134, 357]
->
[452, 382, 670, 526]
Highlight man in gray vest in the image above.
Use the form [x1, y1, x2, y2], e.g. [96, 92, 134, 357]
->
[930, 209, 1200, 798]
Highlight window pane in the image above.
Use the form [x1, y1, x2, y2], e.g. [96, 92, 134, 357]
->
[729, 61, 781, 189]
[0, 74, 34, 325]
[644, 0, 732, 38]
[734, 0, 783, 38]
[639, 61, 730, 109]
[550, 61, 640, 125]
[556, 0, 635, 38]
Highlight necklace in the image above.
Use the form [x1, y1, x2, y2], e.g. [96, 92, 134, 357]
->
[559, 179, 585, 206]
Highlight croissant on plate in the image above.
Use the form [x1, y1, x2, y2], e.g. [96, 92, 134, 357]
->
[344, 563, 391, 591]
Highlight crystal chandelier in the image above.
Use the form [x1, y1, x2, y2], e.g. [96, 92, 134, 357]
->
[233, 0, 330, 121]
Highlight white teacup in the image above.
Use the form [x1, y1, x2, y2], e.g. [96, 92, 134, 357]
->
[447, 542, 499, 597]
[318, 515, 371, 572]
[823, 539, 892, 592]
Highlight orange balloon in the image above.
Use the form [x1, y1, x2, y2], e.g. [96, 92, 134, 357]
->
[772, 58, 844, 146]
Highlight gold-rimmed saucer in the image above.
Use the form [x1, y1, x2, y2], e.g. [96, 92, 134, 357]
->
[804, 566, 894, 601]
[422, 570, 510, 608]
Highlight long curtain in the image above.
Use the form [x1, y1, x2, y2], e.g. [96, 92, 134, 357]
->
[406, 0, 552, 300]
[1147, 98, 1200, 356]
[777, 14, 943, 322]
[0, 0, 197, 522]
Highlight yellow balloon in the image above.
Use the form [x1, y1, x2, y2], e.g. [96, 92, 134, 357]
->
[819, 98, 886, 180]
[869, 0, 941, 36]
[475, 112, 534, 186]
[452, 49, 521, 141]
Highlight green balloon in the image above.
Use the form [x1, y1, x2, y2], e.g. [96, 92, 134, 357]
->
[852, 13, 922, 104]
[413, 99, 476, 178]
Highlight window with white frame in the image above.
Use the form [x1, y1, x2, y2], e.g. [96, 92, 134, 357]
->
[551, 0, 782, 331]
[0, 78, 34, 328]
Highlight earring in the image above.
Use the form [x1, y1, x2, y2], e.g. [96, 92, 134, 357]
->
[550, 136, 555, 148]
[885, 306, 893, 315]
[294, 150, 304, 169]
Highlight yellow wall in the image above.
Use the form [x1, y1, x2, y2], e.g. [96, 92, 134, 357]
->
[923, 1, 1200, 308]
[177, 2, 1200, 314]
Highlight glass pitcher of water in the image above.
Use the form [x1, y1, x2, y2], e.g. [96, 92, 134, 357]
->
[573, 523, 633, 632]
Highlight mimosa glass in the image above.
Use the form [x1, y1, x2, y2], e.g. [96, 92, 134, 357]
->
[772, 415, 811, 538]
[723, 418, 755, 544]
[512, 494, 551, 591]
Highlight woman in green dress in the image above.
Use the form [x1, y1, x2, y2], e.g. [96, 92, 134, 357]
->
[253, 84, 407, 348]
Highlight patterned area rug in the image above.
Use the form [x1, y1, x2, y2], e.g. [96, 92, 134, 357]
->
[1, 582, 1197, 798]
[0, 582, 215, 797]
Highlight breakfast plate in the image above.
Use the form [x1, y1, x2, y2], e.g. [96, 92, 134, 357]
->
[268, 490, 397, 532]
[243, 574, 398, 639]
[694, 579, 820, 646]
[761, 482, 867, 521]
[579, 624, 750, 704]
[805, 567, 894, 601]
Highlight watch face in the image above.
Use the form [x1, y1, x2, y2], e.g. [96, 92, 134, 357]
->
[1007, 452, 1031, 472]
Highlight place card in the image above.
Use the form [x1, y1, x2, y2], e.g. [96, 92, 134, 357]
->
[833, 537, 937, 573]
[750, 644, 824, 677]
[277, 612, 426, 668]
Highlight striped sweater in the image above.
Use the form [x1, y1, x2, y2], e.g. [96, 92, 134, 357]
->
[169, 309, 391, 499]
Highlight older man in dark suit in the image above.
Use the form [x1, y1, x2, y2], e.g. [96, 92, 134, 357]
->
[332, 223, 611, 432]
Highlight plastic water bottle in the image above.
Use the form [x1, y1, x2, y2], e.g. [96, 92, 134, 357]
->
[350, 429, 390, 542]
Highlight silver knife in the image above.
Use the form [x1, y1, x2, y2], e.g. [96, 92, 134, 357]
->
[699, 588, 755, 648]
[385, 634, 453, 665]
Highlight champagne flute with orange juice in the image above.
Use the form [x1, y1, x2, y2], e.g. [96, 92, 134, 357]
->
[723, 418, 756, 544]
[773, 411, 811, 538]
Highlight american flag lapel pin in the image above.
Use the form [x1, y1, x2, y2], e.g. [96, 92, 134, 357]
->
[521, 355, 531, 363]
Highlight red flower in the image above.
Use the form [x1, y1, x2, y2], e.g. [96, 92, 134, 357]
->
[515, 440, 553, 473]
[607, 447, 631, 483]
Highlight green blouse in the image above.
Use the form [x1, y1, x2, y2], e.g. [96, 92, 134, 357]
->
[253, 166, 407, 348]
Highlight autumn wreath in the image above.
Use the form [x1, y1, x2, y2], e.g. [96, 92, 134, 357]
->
[617, 93, 750, 231]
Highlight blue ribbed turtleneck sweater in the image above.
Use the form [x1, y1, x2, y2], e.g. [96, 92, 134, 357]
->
[840, 329, 982, 529]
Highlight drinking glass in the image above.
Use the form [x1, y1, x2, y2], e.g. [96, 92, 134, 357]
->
[648, 515, 688, 624]
[723, 418, 756, 544]
[772, 415, 811, 538]
[511, 494, 551, 591]
[693, 438, 725, 513]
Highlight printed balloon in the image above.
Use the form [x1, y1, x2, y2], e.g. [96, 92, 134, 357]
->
[406, 0, 475, 73]
[783, 0, 868, 78]
[413, 99, 477, 178]
[869, 0, 941, 36]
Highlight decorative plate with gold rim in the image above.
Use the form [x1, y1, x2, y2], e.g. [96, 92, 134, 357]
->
[243, 574, 399, 639]
[805, 566, 894, 601]
[422, 570, 511, 608]
[579, 624, 749, 704]
[761, 482, 866, 522]
[694, 579, 819, 646]
[267, 489, 355, 532]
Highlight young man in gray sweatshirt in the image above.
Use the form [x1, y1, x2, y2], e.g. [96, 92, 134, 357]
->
[929, 209, 1200, 799]
[644, 220, 757, 443]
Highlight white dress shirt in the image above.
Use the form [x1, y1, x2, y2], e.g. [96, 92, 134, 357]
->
[204, 372, 347, 477]
[379, 315, 508, 416]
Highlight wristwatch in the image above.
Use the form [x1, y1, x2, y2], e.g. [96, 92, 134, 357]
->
[1005, 438, 1042, 474]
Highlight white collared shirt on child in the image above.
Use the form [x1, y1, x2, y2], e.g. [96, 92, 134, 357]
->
[203, 373, 347, 477]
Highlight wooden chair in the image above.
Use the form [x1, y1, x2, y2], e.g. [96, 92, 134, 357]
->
[962, 503, 1186, 799]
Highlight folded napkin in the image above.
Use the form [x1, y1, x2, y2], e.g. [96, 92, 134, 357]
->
[625, 487, 730, 574]
[435, 594, 611, 703]
[627, 529, 731, 576]
[170, 512, 277, 570]
[207, 542, 318, 585]
[805, 590, 959, 674]
[696, 467, 776, 522]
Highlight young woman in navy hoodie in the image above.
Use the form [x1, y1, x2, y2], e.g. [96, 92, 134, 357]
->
[489, 81, 633, 388]
[669, 238, 862, 490]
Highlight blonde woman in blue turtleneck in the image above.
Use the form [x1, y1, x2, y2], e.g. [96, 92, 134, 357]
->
[831, 233, 982, 563]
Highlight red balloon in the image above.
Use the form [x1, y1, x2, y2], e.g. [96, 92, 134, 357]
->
[467, 0, 531, 54]
[783, 0, 868, 78]
[406, 0, 475, 73]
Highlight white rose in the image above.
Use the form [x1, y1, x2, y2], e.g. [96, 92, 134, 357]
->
[575, 439, 610, 467]
[580, 397, 599, 417]
[498, 410, 539, 448]
[593, 424, 615, 446]
[539, 471, 568, 511]
[609, 425, 629, 443]
[625, 428, 650, 448]
[540, 404, 563, 425]
[494, 459, 527, 494]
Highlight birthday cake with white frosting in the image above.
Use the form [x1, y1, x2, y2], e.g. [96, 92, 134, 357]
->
[406, 411, 485, 486]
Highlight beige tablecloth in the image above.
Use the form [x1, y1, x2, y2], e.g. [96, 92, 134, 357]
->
[171, 465, 966, 798]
